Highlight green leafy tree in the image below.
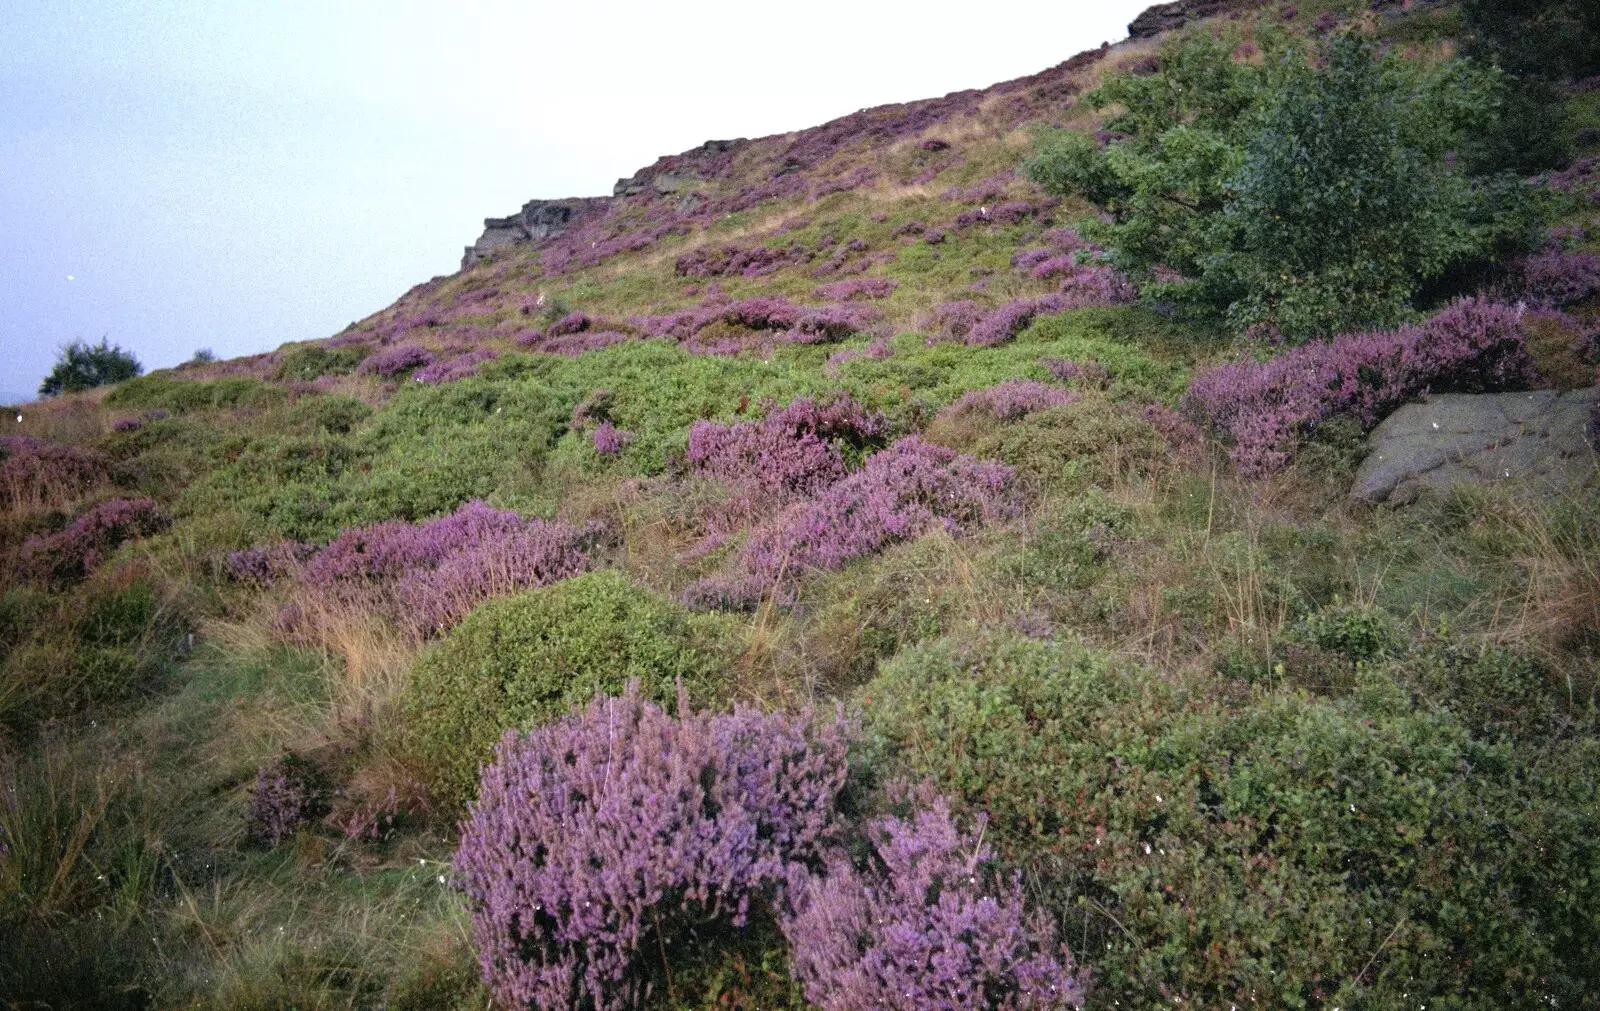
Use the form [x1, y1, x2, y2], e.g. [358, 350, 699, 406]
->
[38, 338, 143, 396]
[1026, 31, 1545, 341]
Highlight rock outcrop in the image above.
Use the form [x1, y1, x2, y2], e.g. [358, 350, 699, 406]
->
[461, 198, 605, 270]
[1352, 389, 1599, 504]
[1128, 0, 1237, 39]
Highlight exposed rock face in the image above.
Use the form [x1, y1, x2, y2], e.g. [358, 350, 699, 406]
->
[1352, 389, 1600, 505]
[461, 199, 598, 270]
[612, 139, 747, 198]
[1128, 0, 1236, 39]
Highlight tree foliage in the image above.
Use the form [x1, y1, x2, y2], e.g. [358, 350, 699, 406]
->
[38, 338, 142, 396]
[1026, 31, 1546, 341]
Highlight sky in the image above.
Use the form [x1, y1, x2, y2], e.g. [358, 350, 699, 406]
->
[0, 0, 1153, 402]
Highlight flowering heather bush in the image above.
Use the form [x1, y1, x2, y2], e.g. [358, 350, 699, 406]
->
[454, 682, 854, 1011]
[686, 396, 886, 501]
[1053, 262, 1137, 308]
[924, 227, 946, 244]
[412, 349, 497, 385]
[966, 296, 1070, 347]
[926, 300, 984, 342]
[675, 243, 810, 279]
[591, 422, 633, 456]
[826, 340, 895, 371]
[19, 497, 169, 585]
[890, 220, 926, 237]
[944, 379, 1075, 422]
[540, 330, 633, 355]
[990, 200, 1040, 224]
[1041, 358, 1110, 385]
[357, 343, 434, 378]
[790, 304, 881, 343]
[1012, 247, 1056, 272]
[546, 311, 591, 337]
[1490, 249, 1600, 308]
[688, 438, 1017, 607]
[785, 795, 1086, 1010]
[812, 277, 898, 301]
[0, 435, 106, 512]
[1184, 298, 1535, 475]
[246, 755, 328, 848]
[946, 174, 1013, 204]
[286, 500, 593, 633]
[224, 541, 314, 586]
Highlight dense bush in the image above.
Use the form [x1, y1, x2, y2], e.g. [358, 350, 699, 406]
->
[274, 343, 370, 381]
[39, 339, 142, 396]
[1027, 31, 1545, 340]
[685, 395, 886, 502]
[105, 374, 284, 413]
[357, 343, 435, 378]
[454, 681, 852, 1009]
[1184, 298, 1534, 474]
[785, 793, 1087, 1010]
[284, 500, 594, 633]
[19, 498, 169, 586]
[404, 570, 727, 810]
[860, 632, 1600, 1008]
[685, 437, 1018, 609]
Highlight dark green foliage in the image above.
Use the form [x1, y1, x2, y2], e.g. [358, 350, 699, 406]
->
[402, 570, 728, 811]
[106, 375, 284, 414]
[281, 394, 372, 435]
[1027, 32, 1546, 340]
[1460, 0, 1600, 82]
[39, 339, 143, 396]
[861, 632, 1600, 1008]
[273, 343, 370, 382]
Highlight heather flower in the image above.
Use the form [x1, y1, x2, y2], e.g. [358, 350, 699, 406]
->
[790, 303, 881, 343]
[1, 435, 107, 511]
[246, 756, 328, 848]
[675, 243, 811, 279]
[1184, 298, 1535, 475]
[686, 395, 887, 502]
[540, 330, 632, 355]
[784, 793, 1087, 1010]
[275, 501, 594, 634]
[454, 682, 854, 1011]
[966, 296, 1071, 347]
[357, 343, 434, 377]
[1041, 358, 1110, 386]
[19, 497, 169, 585]
[546, 311, 591, 336]
[591, 421, 633, 455]
[944, 379, 1075, 421]
[813, 278, 899, 301]
[688, 437, 1018, 607]
[924, 228, 946, 244]
[413, 349, 497, 384]
[1488, 249, 1600, 308]
[926, 300, 984, 342]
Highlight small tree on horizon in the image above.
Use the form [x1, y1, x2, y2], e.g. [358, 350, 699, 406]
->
[38, 338, 142, 396]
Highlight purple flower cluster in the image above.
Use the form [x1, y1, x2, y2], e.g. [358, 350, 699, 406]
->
[965, 296, 1070, 347]
[688, 437, 1018, 608]
[1041, 358, 1110, 386]
[537, 330, 633, 356]
[1184, 298, 1536, 475]
[686, 396, 887, 502]
[246, 757, 327, 848]
[785, 794, 1087, 1010]
[19, 497, 169, 585]
[357, 343, 435, 378]
[454, 682, 854, 1011]
[791, 303, 882, 343]
[1490, 249, 1600, 308]
[280, 501, 594, 633]
[944, 379, 1076, 421]
[675, 243, 811, 279]
[1, 435, 107, 510]
[813, 277, 899, 301]
[826, 340, 896, 372]
[412, 349, 498, 385]
[591, 422, 633, 456]
[546, 311, 591, 336]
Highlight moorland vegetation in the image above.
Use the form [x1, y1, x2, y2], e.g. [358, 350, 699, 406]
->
[4, 1, 1600, 1008]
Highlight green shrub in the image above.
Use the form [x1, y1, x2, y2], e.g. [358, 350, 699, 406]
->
[39, 339, 142, 396]
[107, 375, 284, 414]
[1026, 31, 1546, 340]
[282, 395, 372, 436]
[274, 344, 370, 382]
[860, 631, 1600, 1008]
[402, 570, 728, 810]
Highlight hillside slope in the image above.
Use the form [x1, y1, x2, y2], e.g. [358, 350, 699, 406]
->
[5, 0, 1600, 1008]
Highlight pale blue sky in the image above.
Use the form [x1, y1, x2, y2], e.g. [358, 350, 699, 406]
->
[1, 0, 1150, 401]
